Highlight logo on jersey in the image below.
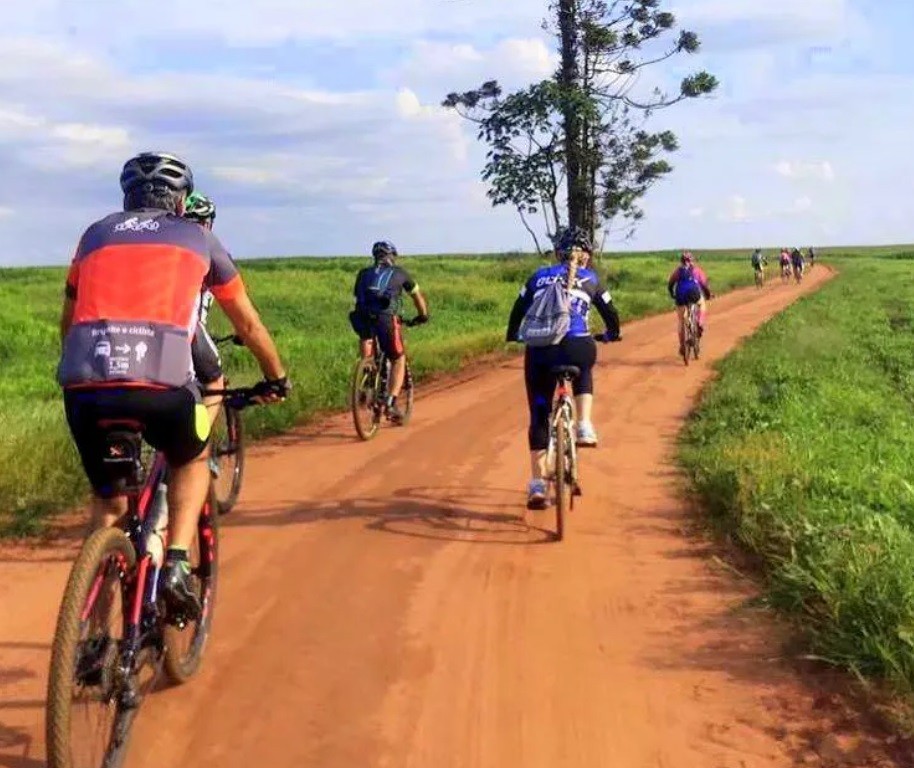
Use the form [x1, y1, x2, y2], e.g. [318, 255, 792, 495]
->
[114, 217, 160, 233]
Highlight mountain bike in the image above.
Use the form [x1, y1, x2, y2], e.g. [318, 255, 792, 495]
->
[208, 334, 246, 515]
[350, 315, 423, 441]
[753, 266, 764, 288]
[681, 302, 701, 365]
[780, 262, 792, 284]
[543, 333, 620, 541]
[45, 386, 263, 768]
[793, 262, 804, 284]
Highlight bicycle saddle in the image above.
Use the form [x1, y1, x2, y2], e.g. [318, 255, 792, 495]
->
[551, 365, 581, 380]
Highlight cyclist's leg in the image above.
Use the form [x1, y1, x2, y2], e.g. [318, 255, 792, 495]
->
[524, 346, 558, 486]
[697, 291, 707, 332]
[349, 310, 374, 359]
[674, 302, 687, 348]
[63, 389, 129, 530]
[377, 315, 406, 398]
[191, 323, 224, 427]
[565, 335, 598, 444]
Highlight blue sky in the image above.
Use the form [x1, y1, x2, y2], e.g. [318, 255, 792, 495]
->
[0, 0, 910, 265]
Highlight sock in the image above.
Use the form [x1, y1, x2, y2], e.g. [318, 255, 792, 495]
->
[165, 547, 188, 563]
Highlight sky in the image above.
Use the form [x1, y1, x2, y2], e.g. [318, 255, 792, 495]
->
[0, 0, 911, 265]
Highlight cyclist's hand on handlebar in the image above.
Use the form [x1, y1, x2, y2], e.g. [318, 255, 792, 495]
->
[252, 375, 291, 404]
[594, 330, 622, 343]
[406, 314, 429, 327]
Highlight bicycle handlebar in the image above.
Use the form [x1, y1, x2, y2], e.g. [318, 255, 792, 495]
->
[212, 333, 245, 347]
[200, 385, 277, 411]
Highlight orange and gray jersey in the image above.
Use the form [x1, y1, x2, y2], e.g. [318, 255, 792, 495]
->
[58, 209, 244, 389]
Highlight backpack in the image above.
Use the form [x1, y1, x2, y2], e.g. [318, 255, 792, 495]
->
[358, 265, 397, 314]
[518, 268, 573, 348]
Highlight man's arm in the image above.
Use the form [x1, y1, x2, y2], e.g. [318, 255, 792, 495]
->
[410, 288, 429, 319]
[216, 284, 286, 381]
[59, 296, 76, 347]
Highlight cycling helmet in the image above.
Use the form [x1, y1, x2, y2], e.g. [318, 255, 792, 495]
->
[120, 151, 194, 195]
[556, 226, 592, 258]
[372, 240, 398, 263]
[184, 191, 216, 222]
[680, 250, 694, 265]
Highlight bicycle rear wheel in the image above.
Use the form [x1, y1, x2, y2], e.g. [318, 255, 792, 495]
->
[46, 527, 137, 768]
[351, 357, 382, 441]
[163, 485, 219, 684]
[212, 403, 245, 515]
[553, 403, 573, 542]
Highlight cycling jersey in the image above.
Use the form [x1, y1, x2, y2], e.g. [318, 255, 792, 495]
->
[507, 263, 618, 339]
[353, 264, 418, 317]
[668, 264, 710, 304]
[58, 209, 243, 389]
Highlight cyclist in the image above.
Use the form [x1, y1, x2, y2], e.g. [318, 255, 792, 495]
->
[667, 251, 712, 357]
[790, 246, 805, 280]
[505, 226, 621, 510]
[751, 248, 766, 283]
[807, 246, 816, 268]
[349, 240, 429, 424]
[58, 151, 290, 619]
[183, 191, 224, 425]
[779, 248, 792, 279]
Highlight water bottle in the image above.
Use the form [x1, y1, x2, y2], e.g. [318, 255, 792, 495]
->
[145, 482, 169, 568]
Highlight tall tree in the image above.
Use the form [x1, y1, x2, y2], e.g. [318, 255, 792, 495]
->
[443, 0, 718, 249]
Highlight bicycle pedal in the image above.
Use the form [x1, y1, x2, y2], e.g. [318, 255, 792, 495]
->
[573, 484, 583, 497]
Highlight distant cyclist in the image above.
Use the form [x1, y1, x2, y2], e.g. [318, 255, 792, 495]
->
[183, 191, 224, 424]
[751, 248, 766, 284]
[779, 248, 792, 279]
[790, 246, 805, 280]
[349, 241, 429, 424]
[667, 252, 712, 357]
[505, 226, 621, 510]
[807, 246, 816, 268]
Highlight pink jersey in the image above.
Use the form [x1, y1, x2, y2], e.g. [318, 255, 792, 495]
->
[668, 264, 710, 292]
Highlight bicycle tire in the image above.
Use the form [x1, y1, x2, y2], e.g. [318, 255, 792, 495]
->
[214, 404, 245, 515]
[554, 404, 572, 542]
[163, 484, 219, 684]
[399, 358, 415, 426]
[351, 357, 381, 441]
[46, 526, 137, 768]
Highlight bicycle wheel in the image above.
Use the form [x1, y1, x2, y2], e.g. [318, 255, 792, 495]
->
[692, 306, 701, 361]
[212, 403, 245, 515]
[399, 357, 415, 426]
[46, 526, 138, 768]
[681, 317, 691, 366]
[350, 356, 382, 441]
[162, 485, 219, 684]
[553, 403, 573, 542]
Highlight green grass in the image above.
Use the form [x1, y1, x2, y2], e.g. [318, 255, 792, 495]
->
[680, 256, 914, 692]
[0, 249, 755, 536]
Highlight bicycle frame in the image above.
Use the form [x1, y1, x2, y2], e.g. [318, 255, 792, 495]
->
[546, 378, 578, 489]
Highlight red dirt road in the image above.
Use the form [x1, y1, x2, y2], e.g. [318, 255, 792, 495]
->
[0, 265, 904, 767]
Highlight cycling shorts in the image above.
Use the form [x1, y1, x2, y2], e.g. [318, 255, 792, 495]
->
[63, 384, 210, 498]
[349, 311, 405, 361]
[674, 284, 703, 307]
[191, 323, 223, 385]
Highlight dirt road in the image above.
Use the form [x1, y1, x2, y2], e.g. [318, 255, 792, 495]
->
[1, 265, 903, 767]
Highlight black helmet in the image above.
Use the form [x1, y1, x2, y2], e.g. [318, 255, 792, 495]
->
[120, 151, 194, 195]
[556, 225, 592, 258]
[372, 240, 398, 263]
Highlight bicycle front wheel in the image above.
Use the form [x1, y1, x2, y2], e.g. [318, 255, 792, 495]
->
[163, 484, 219, 684]
[46, 527, 137, 768]
[351, 357, 381, 441]
[212, 403, 245, 515]
[553, 404, 574, 542]
[399, 358, 415, 426]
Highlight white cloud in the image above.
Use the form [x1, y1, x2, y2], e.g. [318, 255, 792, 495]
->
[722, 195, 749, 223]
[689, 207, 705, 218]
[775, 160, 835, 181]
[792, 195, 813, 213]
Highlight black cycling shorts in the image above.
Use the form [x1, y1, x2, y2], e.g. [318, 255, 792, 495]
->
[63, 384, 210, 498]
[524, 335, 597, 451]
[349, 311, 405, 361]
[191, 323, 223, 385]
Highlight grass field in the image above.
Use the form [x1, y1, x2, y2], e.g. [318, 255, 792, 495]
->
[680, 255, 914, 693]
[0, 249, 756, 536]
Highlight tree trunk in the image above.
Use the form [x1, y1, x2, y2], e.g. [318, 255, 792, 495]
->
[558, 0, 585, 230]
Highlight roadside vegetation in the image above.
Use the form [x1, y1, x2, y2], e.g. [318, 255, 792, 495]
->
[1, 249, 753, 535]
[681, 255, 914, 693]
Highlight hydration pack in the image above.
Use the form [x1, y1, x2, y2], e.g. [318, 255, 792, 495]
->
[358, 265, 396, 314]
[518, 275, 571, 347]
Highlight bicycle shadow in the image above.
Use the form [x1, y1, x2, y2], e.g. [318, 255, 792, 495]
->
[223, 485, 557, 545]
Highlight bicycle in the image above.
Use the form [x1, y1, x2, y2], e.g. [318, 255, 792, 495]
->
[542, 333, 620, 541]
[780, 262, 792, 284]
[45, 386, 262, 768]
[793, 262, 804, 284]
[208, 334, 246, 515]
[350, 315, 423, 441]
[753, 266, 764, 288]
[681, 302, 701, 365]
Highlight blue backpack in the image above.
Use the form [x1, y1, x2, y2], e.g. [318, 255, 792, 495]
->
[358, 265, 396, 314]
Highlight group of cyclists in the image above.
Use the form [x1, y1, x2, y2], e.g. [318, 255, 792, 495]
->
[57, 149, 734, 555]
[751, 246, 816, 285]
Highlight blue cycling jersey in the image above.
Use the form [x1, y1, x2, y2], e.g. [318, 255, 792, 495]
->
[520, 263, 611, 337]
